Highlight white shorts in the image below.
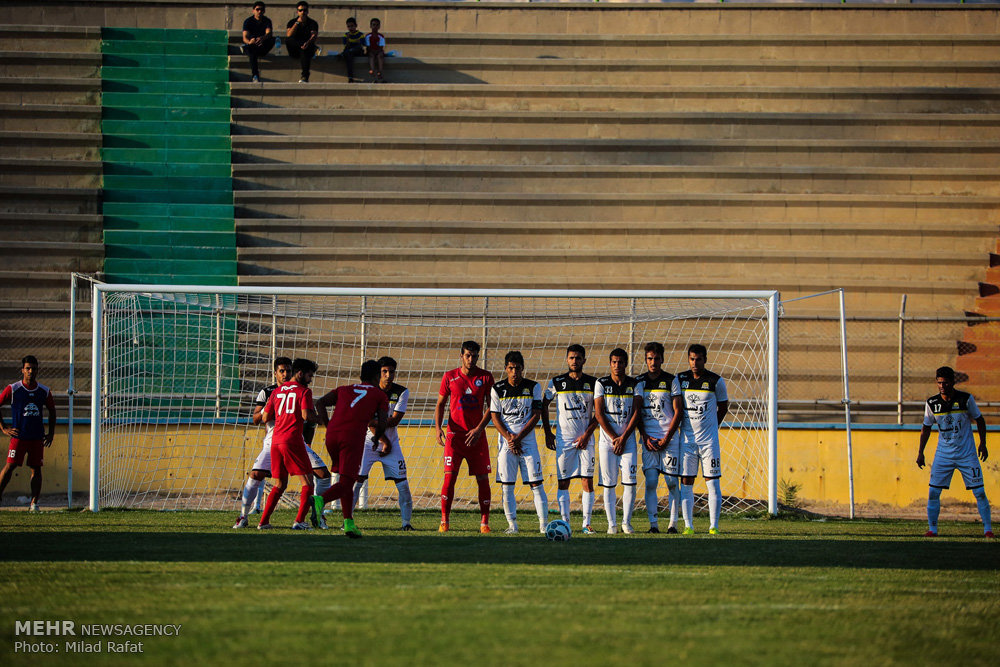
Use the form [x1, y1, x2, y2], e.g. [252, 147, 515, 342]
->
[641, 435, 679, 475]
[680, 438, 721, 479]
[930, 450, 984, 490]
[598, 435, 637, 487]
[556, 438, 596, 480]
[358, 437, 407, 480]
[251, 441, 327, 474]
[497, 440, 544, 485]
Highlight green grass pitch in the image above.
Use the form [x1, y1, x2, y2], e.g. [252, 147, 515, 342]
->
[0, 509, 997, 666]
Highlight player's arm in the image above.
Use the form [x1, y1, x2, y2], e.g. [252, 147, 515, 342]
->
[0, 385, 14, 437]
[660, 395, 684, 450]
[593, 396, 619, 442]
[490, 410, 517, 452]
[717, 400, 730, 424]
[614, 396, 640, 455]
[976, 415, 988, 462]
[916, 424, 932, 468]
[434, 382, 449, 446]
[574, 416, 599, 449]
[44, 390, 56, 447]
[314, 389, 337, 426]
[372, 403, 388, 447]
[465, 405, 493, 448]
[512, 407, 541, 447]
[541, 392, 556, 451]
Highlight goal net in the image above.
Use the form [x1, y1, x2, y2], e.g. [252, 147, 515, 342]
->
[89, 287, 778, 515]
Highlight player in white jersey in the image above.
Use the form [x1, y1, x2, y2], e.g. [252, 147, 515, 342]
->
[676, 344, 729, 535]
[635, 342, 683, 534]
[917, 366, 992, 538]
[233, 356, 332, 529]
[490, 351, 547, 533]
[354, 356, 414, 530]
[542, 344, 599, 534]
[594, 347, 641, 534]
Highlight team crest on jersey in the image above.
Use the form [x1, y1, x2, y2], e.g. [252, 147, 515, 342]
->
[522, 389, 530, 396]
[475, 378, 483, 387]
[584, 383, 590, 390]
[702, 383, 709, 389]
[659, 382, 666, 388]
[625, 387, 633, 394]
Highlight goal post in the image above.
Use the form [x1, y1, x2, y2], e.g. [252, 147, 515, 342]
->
[89, 285, 779, 515]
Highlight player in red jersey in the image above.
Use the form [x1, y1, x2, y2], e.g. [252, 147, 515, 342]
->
[257, 357, 320, 530]
[434, 340, 495, 533]
[0, 355, 56, 511]
[313, 360, 388, 538]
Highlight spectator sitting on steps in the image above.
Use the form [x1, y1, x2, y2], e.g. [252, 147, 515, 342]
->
[286, 0, 319, 83]
[340, 17, 365, 83]
[365, 17, 386, 83]
[241, 1, 275, 83]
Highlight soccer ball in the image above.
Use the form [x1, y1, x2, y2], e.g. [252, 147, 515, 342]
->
[545, 519, 571, 541]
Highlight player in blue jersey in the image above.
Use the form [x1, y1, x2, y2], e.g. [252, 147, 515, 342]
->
[0, 356, 57, 511]
[917, 366, 992, 538]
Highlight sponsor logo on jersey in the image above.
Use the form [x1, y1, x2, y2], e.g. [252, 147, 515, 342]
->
[24, 404, 40, 418]
[682, 381, 689, 389]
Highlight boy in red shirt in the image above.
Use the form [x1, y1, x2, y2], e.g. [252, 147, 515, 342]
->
[0, 355, 56, 511]
[258, 358, 320, 529]
[434, 340, 495, 533]
[314, 360, 388, 538]
[364, 17, 386, 82]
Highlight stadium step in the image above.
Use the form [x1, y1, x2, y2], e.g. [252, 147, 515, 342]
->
[0, 132, 101, 160]
[0, 103, 100, 133]
[0, 51, 101, 78]
[0, 76, 100, 105]
[0, 158, 101, 188]
[0, 213, 101, 242]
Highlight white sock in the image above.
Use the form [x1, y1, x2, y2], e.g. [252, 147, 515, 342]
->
[666, 476, 679, 528]
[622, 485, 635, 526]
[352, 480, 365, 510]
[331, 472, 342, 508]
[357, 478, 369, 509]
[532, 485, 549, 531]
[314, 474, 331, 498]
[644, 468, 660, 526]
[680, 484, 694, 528]
[603, 487, 617, 527]
[557, 489, 571, 522]
[927, 487, 942, 533]
[503, 485, 518, 527]
[241, 477, 263, 516]
[396, 479, 413, 526]
[582, 490, 595, 527]
[254, 481, 266, 512]
[972, 487, 992, 533]
[707, 478, 722, 530]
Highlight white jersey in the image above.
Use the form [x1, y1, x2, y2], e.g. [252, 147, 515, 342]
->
[364, 382, 409, 448]
[677, 370, 728, 447]
[635, 371, 681, 441]
[544, 373, 597, 443]
[594, 375, 640, 444]
[254, 384, 279, 446]
[923, 390, 981, 460]
[490, 378, 543, 448]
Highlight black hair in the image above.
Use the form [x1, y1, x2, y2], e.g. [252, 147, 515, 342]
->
[461, 340, 481, 354]
[274, 356, 292, 370]
[504, 350, 524, 367]
[296, 1, 308, 9]
[291, 358, 317, 375]
[566, 344, 585, 357]
[609, 348, 628, 364]
[360, 359, 381, 384]
[346, 16, 357, 24]
[377, 355, 397, 370]
[21, 355, 38, 367]
[936, 366, 955, 382]
[644, 342, 664, 357]
[253, 1, 265, 9]
[688, 343, 708, 359]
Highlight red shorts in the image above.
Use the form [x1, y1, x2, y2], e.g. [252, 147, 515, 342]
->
[270, 441, 310, 478]
[7, 438, 44, 467]
[326, 428, 366, 480]
[444, 431, 491, 477]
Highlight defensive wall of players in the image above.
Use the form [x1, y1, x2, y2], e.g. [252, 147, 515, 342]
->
[7, 424, 999, 512]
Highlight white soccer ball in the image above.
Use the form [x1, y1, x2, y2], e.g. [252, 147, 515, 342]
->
[545, 519, 571, 541]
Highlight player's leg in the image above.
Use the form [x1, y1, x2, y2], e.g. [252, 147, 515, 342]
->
[475, 473, 492, 532]
[580, 448, 596, 533]
[971, 487, 992, 536]
[555, 442, 575, 522]
[703, 443, 723, 533]
[24, 442, 43, 509]
[395, 478, 413, 529]
[0, 459, 17, 503]
[678, 439, 699, 533]
[926, 458, 954, 536]
[599, 441, 620, 533]
[292, 472, 316, 529]
[239, 469, 267, 521]
[469, 435, 492, 531]
[620, 443, 637, 533]
[259, 445, 288, 528]
[644, 467, 661, 531]
[501, 484, 518, 532]
[556, 478, 572, 523]
[926, 486, 943, 536]
[956, 454, 993, 536]
[439, 434, 462, 529]
[661, 443, 680, 532]
[522, 445, 548, 533]
[498, 446, 518, 531]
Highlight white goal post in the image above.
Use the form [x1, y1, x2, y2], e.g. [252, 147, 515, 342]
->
[89, 286, 779, 515]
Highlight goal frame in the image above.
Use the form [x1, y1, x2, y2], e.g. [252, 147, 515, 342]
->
[89, 285, 780, 514]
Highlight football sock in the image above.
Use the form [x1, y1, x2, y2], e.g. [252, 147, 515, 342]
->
[295, 484, 314, 524]
[254, 482, 266, 512]
[314, 474, 331, 499]
[241, 477, 263, 516]
[603, 487, 617, 527]
[622, 485, 635, 526]
[644, 468, 660, 525]
[441, 472, 457, 523]
[502, 485, 517, 527]
[339, 477, 357, 519]
[972, 486, 992, 533]
[352, 480, 365, 510]
[927, 486, 942, 532]
[680, 484, 694, 528]
[260, 486, 283, 525]
[707, 478, 722, 530]
[582, 490, 594, 527]
[357, 478, 369, 509]
[532, 485, 549, 529]
[666, 476, 679, 528]
[557, 489, 571, 522]
[330, 472, 342, 509]
[395, 479, 413, 526]
[477, 476, 491, 525]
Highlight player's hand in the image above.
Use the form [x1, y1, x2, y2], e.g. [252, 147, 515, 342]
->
[657, 437, 670, 451]
[464, 428, 481, 448]
[2, 426, 18, 437]
[436, 427, 446, 447]
[979, 443, 989, 462]
[612, 436, 625, 456]
[644, 436, 657, 452]
[378, 442, 391, 457]
[544, 430, 556, 451]
[916, 452, 925, 468]
[572, 434, 588, 450]
[44, 433, 54, 447]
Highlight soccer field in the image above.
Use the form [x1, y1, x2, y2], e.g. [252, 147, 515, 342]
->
[0, 510, 996, 666]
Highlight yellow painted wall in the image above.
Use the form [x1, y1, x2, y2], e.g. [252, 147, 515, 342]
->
[6, 424, 997, 511]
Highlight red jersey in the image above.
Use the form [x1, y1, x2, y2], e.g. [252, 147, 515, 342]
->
[326, 383, 389, 439]
[439, 367, 494, 433]
[264, 381, 314, 446]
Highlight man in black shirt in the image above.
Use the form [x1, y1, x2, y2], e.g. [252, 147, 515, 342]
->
[286, 1, 319, 82]
[241, 2, 274, 82]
